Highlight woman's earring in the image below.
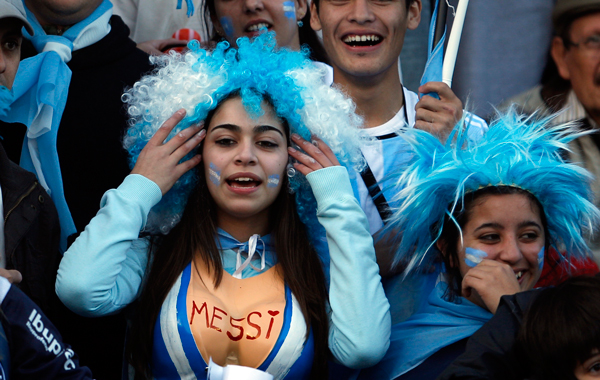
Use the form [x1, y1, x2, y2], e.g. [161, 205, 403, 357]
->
[287, 164, 296, 178]
[287, 156, 296, 178]
[297, 20, 303, 27]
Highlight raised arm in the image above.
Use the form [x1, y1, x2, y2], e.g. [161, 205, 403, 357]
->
[56, 110, 205, 316]
[289, 135, 391, 368]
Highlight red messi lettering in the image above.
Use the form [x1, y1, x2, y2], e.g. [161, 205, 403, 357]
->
[227, 317, 245, 341]
[190, 301, 209, 327]
[246, 311, 262, 340]
[265, 310, 280, 339]
[210, 307, 227, 332]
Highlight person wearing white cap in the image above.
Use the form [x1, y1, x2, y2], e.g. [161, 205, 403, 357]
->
[0, 0, 31, 91]
[0, 0, 154, 376]
[0, 1, 92, 379]
[0, 0, 62, 315]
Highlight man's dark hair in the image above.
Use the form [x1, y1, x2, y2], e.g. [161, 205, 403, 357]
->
[517, 275, 600, 380]
[537, 8, 600, 112]
[555, 8, 600, 47]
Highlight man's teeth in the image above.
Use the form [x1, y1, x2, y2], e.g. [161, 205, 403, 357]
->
[343, 35, 380, 43]
[515, 271, 524, 280]
[247, 23, 270, 32]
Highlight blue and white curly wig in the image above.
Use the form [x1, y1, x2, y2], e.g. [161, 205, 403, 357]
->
[386, 110, 600, 273]
[122, 32, 367, 234]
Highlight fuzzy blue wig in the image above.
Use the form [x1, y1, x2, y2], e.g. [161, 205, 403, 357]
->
[386, 110, 600, 273]
[122, 32, 367, 234]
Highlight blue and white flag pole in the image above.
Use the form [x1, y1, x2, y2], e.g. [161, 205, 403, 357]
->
[420, 0, 470, 96]
[442, 0, 469, 87]
[420, 0, 446, 99]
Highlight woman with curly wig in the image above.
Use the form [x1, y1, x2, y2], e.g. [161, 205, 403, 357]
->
[358, 112, 600, 379]
[55, 33, 390, 379]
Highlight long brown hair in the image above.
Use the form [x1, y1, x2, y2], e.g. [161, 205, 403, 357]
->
[128, 97, 329, 379]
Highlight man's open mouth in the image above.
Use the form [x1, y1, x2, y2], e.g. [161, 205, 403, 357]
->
[342, 34, 383, 47]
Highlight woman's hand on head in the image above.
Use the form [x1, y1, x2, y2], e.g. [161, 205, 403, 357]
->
[287, 134, 340, 175]
[131, 109, 205, 195]
[461, 259, 521, 315]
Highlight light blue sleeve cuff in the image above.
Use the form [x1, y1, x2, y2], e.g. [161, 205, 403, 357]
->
[306, 166, 355, 207]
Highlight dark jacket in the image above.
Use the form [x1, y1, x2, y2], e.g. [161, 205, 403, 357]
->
[436, 290, 542, 380]
[0, 15, 153, 379]
[0, 278, 93, 379]
[0, 143, 62, 320]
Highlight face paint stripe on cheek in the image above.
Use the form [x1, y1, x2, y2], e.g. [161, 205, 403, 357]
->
[209, 162, 221, 186]
[537, 246, 545, 271]
[282, 1, 296, 19]
[465, 247, 488, 268]
[267, 174, 280, 187]
[220, 16, 235, 38]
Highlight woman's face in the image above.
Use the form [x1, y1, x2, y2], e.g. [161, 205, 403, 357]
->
[212, 0, 306, 49]
[203, 97, 288, 231]
[456, 193, 545, 293]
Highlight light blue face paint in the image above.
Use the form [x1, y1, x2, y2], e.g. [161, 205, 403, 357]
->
[267, 174, 280, 187]
[283, 1, 296, 19]
[465, 247, 488, 268]
[209, 162, 221, 186]
[537, 246, 545, 271]
[219, 16, 235, 39]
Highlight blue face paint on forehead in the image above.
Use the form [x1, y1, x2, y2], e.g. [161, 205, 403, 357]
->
[283, 1, 296, 19]
[465, 247, 488, 268]
[219, 16, 235, 39]
[209, 162, 221, 186]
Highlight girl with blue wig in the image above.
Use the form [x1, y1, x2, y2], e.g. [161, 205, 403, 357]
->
[201, 0, 329, 64]
[55, 32, 390, 379]
[357, 112, 600, 379]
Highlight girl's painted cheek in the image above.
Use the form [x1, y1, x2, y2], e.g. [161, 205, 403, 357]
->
[537, 246, 545, 271]
[220, 16, 235, 38]
[283, 1, 296, 19]
[465, 247, 488, 268]
[267, 174, 280, 188]
[209, 163, 221, 186]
